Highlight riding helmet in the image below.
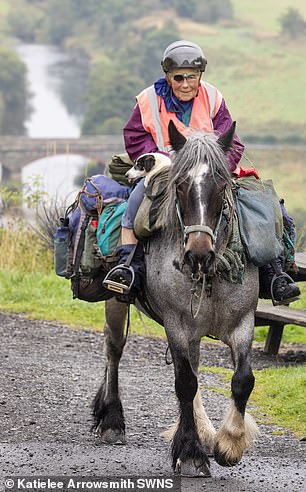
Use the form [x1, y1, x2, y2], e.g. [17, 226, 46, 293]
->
[161, 40, 207, 73]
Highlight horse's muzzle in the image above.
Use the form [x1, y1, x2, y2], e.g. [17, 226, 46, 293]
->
[184, 249, 216, 274]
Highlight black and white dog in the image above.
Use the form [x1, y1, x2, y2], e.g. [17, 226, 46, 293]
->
[126, 152, 171, 186]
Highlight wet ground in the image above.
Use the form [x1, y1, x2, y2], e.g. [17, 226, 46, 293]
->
[0, 312, 305, 491]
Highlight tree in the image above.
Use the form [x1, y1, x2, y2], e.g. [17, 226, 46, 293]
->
[119, 22, 179, 85]
[73, 159, 107, 187]
[0, 48, 30, 134]
[280, 8, 306, 38]
[161, 0, 233, 23]
[8, 3, 44, 42]
[81, 63, 143, 134]
[45, 0, 75, 45]
[81, 22, 180, 134]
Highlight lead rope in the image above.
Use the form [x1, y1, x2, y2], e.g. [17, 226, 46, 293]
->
[190, 273, 206, 319]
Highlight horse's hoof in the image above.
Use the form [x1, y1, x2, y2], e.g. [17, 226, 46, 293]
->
[214, 444, 240, 467]
[100, 428, 126, 445]
[175, 459, 211, 478]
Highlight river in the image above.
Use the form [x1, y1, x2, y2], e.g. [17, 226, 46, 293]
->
[15, 44, 90, 205]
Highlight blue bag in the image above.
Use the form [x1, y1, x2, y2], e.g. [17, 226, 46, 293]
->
[97, 201, 128, 256]
[80, 175, 130, 214]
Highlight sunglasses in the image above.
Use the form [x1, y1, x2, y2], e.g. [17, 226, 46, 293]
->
[169, 72, 201, 83]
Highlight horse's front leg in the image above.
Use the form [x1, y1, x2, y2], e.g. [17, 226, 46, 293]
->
[92, 298, 128, 445]
[214, 320, 259, 466]
[168, 334, 211, 477]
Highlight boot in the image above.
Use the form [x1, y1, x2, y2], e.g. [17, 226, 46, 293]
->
[271, 274, 300, 305]
[103, 244, 145, 302]
[259, 261, 300, 305]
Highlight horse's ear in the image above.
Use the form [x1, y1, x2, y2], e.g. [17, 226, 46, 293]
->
[168, 120, 187, 152]
[217, 121, 236, 153]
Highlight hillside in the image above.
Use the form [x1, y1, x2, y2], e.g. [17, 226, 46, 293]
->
[175, 1, 306, 141]
[0, 0, 306, 141]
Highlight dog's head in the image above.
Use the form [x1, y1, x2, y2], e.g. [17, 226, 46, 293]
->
[125, 154, 156, 183]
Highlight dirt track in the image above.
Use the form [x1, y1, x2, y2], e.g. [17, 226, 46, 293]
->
[0, 312, 305, 492]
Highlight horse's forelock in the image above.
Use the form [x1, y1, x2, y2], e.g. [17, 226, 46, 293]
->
[160, 131, 231, 239]
[171, 131, 231, 184]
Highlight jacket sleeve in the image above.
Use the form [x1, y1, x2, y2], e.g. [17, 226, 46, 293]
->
[123, 104, 159, 162]
[212, 98, 245, 171]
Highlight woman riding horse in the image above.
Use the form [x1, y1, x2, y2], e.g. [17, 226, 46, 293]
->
[104, 40, 300, 305]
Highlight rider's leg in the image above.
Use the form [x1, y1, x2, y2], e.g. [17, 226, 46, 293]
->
[103, 179, 146, 299]
[122, 227, 138, 245]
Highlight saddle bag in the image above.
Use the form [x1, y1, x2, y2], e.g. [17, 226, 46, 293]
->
[134, 168, 169, 239]
[234, 177, 284, 267]
[108, 153, 134, 186]
[53, 174, 130, 302]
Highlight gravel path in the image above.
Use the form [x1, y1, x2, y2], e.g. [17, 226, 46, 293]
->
[0, 312, 305, 492]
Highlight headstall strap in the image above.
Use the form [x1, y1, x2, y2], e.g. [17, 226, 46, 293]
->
[175, 198, 223, 245]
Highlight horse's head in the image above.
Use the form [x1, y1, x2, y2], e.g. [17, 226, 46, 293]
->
[168, 120, 235, 275]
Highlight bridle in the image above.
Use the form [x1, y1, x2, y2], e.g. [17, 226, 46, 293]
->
[175, 195, 225, 246]
[175, 186, 231, 319]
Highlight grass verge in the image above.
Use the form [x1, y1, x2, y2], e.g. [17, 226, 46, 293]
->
[0, 267, 305, 343]
[1, 268, 306, 343]
[0, 269, 165, 337]
[199, 365, 306, 438]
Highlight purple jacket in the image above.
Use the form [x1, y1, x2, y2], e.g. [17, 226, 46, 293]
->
[124, 97, 244, 171]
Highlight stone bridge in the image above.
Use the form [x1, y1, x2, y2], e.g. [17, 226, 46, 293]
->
[0, 135, 124, 182]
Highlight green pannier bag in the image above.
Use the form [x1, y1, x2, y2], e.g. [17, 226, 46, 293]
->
[97, 201, 128, 256]
[108, 153, 133, 187]
[234, 177, 284, 267]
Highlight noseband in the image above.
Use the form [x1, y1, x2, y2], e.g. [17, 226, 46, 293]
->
[175, 198, 224, 245]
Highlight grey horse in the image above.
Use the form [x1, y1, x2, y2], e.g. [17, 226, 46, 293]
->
[93, 121, 259, 477]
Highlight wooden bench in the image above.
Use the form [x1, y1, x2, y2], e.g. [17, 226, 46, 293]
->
[255, 252, 306, 355]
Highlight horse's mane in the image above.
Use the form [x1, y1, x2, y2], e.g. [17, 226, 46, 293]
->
[159, 131, 232, 241]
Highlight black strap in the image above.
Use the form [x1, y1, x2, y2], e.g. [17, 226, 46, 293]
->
[124, 243, 138, 267]
[125, 304, 131, 342]
[271, 259, 282, 275]
[72, 215, 90, 299]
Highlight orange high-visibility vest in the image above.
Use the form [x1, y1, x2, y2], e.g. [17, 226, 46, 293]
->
[136, 81, 223, 152]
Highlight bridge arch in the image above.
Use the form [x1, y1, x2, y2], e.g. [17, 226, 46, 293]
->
[0, 135, 124, 182]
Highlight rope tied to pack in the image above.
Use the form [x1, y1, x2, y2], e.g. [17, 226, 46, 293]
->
[76, 178, 104, 216]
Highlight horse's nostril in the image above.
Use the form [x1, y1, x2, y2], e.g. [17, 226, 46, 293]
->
[202, 250, 215, 273]
[184, 250, 198, 273]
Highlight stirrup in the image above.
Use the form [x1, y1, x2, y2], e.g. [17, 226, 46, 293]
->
[270, 272, 300, 306]
[103, 265, 135, 295]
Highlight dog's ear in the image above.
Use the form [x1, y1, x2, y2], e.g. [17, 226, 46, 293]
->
[136, 154, 155, 172]
[143, 155, 155, 172]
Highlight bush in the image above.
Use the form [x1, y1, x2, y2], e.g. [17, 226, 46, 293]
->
[0, 224, 53, 274]
[8, 5, 43, 42]
[280, 8, 306, 38]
